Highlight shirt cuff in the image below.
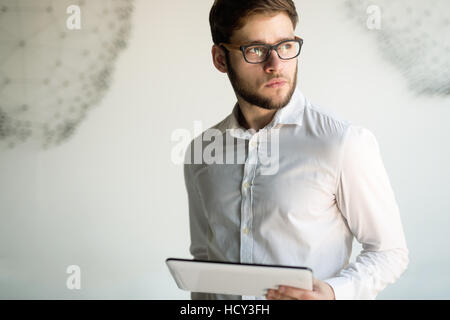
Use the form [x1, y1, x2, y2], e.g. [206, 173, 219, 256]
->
[323, 277, 355, 300]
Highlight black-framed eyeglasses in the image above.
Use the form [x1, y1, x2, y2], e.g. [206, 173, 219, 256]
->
[219, 36, 303, 64]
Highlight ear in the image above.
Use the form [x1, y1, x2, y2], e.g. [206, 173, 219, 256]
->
[212, 44, 228, 73]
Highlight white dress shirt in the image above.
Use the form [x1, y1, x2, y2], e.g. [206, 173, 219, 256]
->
[183, 87, 409, 300]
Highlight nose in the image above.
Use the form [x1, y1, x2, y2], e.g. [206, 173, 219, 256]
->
[263, 49, 283, 74]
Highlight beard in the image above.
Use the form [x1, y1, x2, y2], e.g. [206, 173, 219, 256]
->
[225, 52, 298, 111]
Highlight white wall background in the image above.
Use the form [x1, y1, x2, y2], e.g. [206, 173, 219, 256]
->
[1, 0, 449, 299]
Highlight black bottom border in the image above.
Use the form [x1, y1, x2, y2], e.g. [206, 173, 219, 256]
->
[1, 300, 447, 318]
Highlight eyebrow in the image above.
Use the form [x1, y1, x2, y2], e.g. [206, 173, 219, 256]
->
[243, 37, 295, 45]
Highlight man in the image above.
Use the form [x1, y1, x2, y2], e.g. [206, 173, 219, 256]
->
[183, 0, 408, 300]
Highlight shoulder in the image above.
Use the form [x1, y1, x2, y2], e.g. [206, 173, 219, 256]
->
[341, 124, 380, 157]
[302, 99, 352, 138]
[183, 117, 229, 177]
[300, 98, 379, 158]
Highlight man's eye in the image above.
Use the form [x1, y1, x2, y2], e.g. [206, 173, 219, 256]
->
[281, 44, 292, 51]
[248, 47, 265, 56]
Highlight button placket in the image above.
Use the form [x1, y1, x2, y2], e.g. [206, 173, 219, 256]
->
[240, 136, 259, 264]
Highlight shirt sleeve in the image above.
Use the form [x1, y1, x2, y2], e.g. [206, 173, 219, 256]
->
[183, 145, 211, 300]
[323, 125, 409, 300]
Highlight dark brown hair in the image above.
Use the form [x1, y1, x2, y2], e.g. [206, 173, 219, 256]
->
[209, 0, 299, 45]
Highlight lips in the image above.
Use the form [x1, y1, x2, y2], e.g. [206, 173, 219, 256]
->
[266, 78, 287, 88]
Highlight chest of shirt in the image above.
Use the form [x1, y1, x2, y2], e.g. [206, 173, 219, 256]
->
[191, 127, 341, 223]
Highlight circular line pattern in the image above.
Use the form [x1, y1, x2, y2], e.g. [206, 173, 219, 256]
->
[0, 0, 134, 149]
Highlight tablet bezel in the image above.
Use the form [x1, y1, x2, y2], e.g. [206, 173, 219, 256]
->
[166, 257, 313, 273]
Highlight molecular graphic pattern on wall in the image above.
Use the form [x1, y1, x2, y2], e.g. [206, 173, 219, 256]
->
[346, 0, 450, 97]
[0, 0, 134, 149]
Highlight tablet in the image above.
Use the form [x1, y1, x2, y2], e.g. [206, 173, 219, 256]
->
[166, 258, 313, 297]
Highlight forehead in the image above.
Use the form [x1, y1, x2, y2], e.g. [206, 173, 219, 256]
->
[230, 12, 295, 44]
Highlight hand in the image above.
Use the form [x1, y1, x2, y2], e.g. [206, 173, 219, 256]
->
[266, 277, 335, 300]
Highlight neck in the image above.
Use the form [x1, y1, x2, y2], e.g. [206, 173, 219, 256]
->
[236, 97, 278, 131]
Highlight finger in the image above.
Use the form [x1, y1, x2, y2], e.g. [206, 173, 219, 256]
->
[266, 290, 294, 300]
[312, 277, 321, 291]
[276, 293, 296, 300]
[278, 286, 316, 300]
[265, 289, 275, 300]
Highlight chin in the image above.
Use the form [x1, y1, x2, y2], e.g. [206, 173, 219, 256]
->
[263, 86, 289, 97]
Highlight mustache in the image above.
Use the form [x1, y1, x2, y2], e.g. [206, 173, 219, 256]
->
[265, 76, 289, 82]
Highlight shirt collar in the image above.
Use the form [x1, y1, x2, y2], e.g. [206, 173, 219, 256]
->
[222, 86, 305, 139]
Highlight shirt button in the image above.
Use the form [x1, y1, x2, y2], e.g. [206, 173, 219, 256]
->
[243, 228, 249, 235]
[250, 140, 257, 148]
[243, 182, 250, 189]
